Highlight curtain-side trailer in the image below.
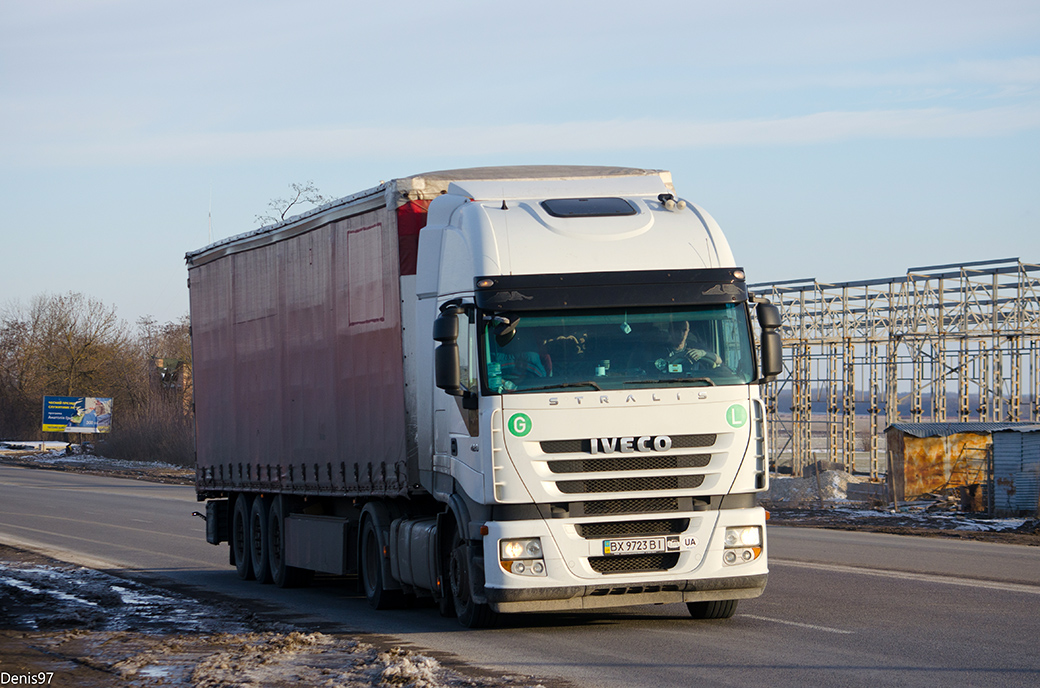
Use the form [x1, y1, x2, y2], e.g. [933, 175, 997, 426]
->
[186, 165, 782, 627]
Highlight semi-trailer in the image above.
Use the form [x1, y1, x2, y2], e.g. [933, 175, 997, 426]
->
[186, 165, 782, 627]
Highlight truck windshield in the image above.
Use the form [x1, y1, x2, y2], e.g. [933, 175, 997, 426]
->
[482, 303, 755, 394]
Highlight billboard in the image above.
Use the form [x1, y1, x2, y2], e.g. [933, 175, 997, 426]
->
[42, 396, 113, 434]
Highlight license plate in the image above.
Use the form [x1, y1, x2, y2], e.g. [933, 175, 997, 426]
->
[601, 537, 667, 556]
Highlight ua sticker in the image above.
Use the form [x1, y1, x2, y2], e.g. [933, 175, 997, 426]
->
[507, 413, 532, 437]
[726, 404, 748, 428]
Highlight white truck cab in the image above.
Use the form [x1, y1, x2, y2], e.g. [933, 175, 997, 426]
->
[415, 168, 780, 623]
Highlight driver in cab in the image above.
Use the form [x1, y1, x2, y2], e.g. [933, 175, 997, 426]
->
[655, 320, 722, 373]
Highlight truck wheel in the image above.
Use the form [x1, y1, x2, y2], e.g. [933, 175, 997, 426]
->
[437, 582, 457, 618]
[268, 497, 309, 588]
[231, 494, 254, 581]
[249, 496, 272, 584]
[687, 599, 738, 619]
[359, 517, 403, 609]
[448, 530, 497, 628]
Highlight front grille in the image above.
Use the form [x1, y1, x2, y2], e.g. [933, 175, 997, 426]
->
[588, 584, 683, 596]
[557, 474, 705, 494]
[589, 552, 680, 574]
[576, 518, 689, 539]
[540, 434, 716, 454]
[548, 454, 710, 474]
[584, 498, 679, 515]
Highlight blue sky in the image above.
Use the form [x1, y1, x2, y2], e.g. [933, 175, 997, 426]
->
[2, 0, 1038, 325]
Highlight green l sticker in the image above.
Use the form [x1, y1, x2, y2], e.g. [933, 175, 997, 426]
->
[726, 404, 748, 428]
[507, 413, 532, 437]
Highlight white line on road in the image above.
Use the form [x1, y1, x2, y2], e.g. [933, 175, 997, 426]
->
[772, 558, 1040, 595]
[740, 614, 854, 634]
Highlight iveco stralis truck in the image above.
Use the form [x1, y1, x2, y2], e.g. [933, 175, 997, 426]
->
[186, 166, 782, 628]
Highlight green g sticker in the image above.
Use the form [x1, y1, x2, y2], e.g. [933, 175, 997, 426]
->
[726, 404, 748, 428]
[507, 413, 532, 437]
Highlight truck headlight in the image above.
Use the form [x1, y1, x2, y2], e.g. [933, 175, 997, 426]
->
[500, 538, 546, 576]
[724, 526, 761, 548]
[723, 526, 762, 566]
[500, 538, 542, 559]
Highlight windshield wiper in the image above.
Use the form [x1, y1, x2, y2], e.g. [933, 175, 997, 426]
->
[519, 381, 603, 392]
[626, 377, 716, 387]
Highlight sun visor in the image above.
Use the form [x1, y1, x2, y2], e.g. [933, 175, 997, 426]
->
[474, 269, 747, 311]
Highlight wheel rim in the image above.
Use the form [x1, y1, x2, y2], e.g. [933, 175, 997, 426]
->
[269, 518, 282, 570]
[251, 512, 262, 560]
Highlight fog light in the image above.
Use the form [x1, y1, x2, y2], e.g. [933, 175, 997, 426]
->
[724, 547, 763, 567]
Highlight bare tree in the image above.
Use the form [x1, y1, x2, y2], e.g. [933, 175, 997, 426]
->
[102, 314, 194, 465]
[0, 311, 36, 436]
[0, 293, 134, 439]
[255, 180, 330, 226]
[0, 293, 196, 463]
[35, 293, 132, 397]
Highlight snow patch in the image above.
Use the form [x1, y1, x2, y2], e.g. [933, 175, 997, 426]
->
[763, 470, 869, 504]
[0, 556, 549, 687]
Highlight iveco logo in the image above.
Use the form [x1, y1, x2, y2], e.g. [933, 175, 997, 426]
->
[589, 436, 672, 454]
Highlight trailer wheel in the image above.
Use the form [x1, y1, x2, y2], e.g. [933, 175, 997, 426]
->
[359, 517, 403, 609]
[268, 497, 309, 588]
[448, 530, 497, 628]
[249, 496, 272, 584]
[687, 599, 738, 619]
[231, 494, 254, 581]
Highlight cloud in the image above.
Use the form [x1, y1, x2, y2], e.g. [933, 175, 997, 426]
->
[730, 57, 1040, 93]
[8, 104, 1040, 167]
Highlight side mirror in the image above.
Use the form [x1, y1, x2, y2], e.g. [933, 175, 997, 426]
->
[756, 303, 783, 380]
[493, 316, 519, 347]
[433, 311, 459, 343]
[757, 302, 781, 330]
[433, 311, 462, 394]
[435, 342, 462, 394]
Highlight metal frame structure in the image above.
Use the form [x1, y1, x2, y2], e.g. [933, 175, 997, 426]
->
[751, 258, 1040, 478]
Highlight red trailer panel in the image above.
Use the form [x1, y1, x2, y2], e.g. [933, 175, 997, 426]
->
[190, 202, 414, 497]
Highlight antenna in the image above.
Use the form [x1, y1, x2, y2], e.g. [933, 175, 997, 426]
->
[208, 188, 213, 243]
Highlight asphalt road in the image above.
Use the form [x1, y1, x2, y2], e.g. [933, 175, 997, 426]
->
[2, 464, 1039, 688]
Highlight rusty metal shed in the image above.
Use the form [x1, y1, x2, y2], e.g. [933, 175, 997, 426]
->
[886, 422, 1040, 515]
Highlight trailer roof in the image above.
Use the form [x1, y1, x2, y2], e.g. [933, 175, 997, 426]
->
[185, 166, 672, 265]
[404, 165, 666, 183]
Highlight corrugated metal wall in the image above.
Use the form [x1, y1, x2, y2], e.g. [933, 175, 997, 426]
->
[993, 430, 1040, 516]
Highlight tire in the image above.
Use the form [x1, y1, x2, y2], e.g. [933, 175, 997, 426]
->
[687, 599, 738, 619]
[447, 529, 497, 628]
[437, 589, 457, 618]
[231, 494, 254, 581]
[249, 495, 272, 584]
[359, 517, 403, 610]
[267, 497, 309, 588]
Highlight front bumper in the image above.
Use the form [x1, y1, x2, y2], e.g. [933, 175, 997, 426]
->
[485, 573, 767, 613]
[481, 507, 768, 613]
